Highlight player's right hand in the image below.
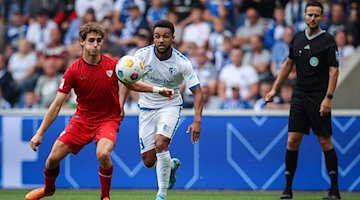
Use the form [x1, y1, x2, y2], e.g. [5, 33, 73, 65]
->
[30, 133, 43, 152]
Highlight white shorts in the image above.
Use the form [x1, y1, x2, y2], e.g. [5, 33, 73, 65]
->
[138, 106, 182, 153]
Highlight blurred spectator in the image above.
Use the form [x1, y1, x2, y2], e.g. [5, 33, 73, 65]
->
[33, 58, 63, 108]
[253, 80, 273, 111]
[201, 84, 221, 110]
[266, 81, 293, 110]
[75, 0, 113, 22]
[111, 0, 146, 34]
[21, 90, 40, 109]
[100, 17, 125, 57]
[127, 28, 152, 56]
[4, 10, 28, 59]
[335, 30, 355, 68]
[27, 0, 63, 19]
[182, 46, 217, 108]
[52, 0, 77, 35]
[242, 35, 272, 82]
[179, 42, 198, 65]
[0, 54, 17, 107]
[146, 0, 168, 29]
[7, 38, 38, 93]
[181, 6, 211, 48]
[64, 7, 97, 46]
[37, 26, 68, 72]
[1, 0, 30, 22]
[25, 8, 57, 52]
[208, 17, 233, 54]
[217, 47, 259, 103]
[167, 0, 201, 22]
[220, 84, 251, 110]
[237, 0, 285, 20]
[0, 89, 11, 109]
[214, 35, 233, 73]
[264, 6, 287, 49]
[166, 9, 185, 46]
[109, 3, 150, 54]
[284, 0, 306, 32]
[327, 3, 360, 46]
[235, 7, 266, 51]
[202, 0, 235, 27]
[270, 26, 295, 78]
[65, 40, 82, 68]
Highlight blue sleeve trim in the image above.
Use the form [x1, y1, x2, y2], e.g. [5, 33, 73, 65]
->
[189, 84, 201, 91]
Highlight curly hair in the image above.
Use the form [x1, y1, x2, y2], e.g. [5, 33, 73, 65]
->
[79, 22, 105, 41]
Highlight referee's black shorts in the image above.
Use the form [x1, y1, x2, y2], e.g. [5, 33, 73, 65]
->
[288, 92, 332, 136]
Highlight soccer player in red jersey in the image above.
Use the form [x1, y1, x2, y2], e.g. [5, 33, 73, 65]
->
[25, 22, 174, 200]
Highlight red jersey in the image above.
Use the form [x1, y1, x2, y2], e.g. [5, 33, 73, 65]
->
[59, 54, 120, 123]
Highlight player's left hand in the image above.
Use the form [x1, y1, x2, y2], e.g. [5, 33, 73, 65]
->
[187, 121, 201, 144]
[119, 105, 125, 124]
[159, 87, 174, 100]
[320, 98, 332, 116]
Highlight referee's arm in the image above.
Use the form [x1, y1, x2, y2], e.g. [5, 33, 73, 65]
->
[266, 58, 295, 102]
[326, 66, 339, 98]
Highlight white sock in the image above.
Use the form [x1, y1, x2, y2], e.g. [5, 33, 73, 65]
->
[156, 151, 171, 196]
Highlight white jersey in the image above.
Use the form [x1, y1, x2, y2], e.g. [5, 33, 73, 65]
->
[135, 45, 200, 109]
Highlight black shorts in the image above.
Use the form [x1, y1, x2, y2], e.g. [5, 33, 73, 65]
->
[288, 93, 332, 136]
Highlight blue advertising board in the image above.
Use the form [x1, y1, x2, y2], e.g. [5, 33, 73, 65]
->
[0, 111, 359, 191]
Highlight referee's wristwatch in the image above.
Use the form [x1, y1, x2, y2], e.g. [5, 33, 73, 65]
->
[326, 93, 333, 100]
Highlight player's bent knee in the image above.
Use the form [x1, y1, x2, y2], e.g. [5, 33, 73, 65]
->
[46, 154, 62, 165]
[155, 141, 169, 152]
[96, 150, 111, 162]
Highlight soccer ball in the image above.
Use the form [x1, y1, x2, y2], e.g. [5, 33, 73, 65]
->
[115, 55, 145, 84]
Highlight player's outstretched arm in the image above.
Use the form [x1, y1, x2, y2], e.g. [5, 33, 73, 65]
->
[122, 81, 174, 99]
[187, 87, 203, 144]
[30, 92, 68, 152]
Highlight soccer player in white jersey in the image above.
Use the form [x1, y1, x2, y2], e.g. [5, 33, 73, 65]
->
[121, 19, 203, 200]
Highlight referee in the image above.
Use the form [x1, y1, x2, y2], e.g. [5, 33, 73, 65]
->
[266, 1, 341, 199]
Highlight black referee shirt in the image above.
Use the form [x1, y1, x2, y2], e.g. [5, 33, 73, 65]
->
[289, 30, 339, 93]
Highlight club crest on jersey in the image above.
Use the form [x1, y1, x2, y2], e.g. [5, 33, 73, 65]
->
[106, 70, 113, 77]
[309, 56, 319, 67]
[169, 67, 176, 75]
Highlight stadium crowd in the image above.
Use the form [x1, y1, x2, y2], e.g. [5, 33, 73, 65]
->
[0, 0, 359, 110]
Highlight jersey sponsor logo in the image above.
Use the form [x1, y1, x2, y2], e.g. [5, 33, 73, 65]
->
[106, 70, 113, 78]
[309, 56, 319, 67]
[59, 78, 65, 89]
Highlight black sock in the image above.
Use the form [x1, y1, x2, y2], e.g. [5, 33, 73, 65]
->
[285, 149, 298, 190]
[324, 148, 339, 190]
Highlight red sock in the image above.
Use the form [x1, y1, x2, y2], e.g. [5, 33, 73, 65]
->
[44, 167, 59, 192]
[99, 165, 113, 198]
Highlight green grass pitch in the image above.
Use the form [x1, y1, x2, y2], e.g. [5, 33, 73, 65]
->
[1, 189, 360, 200]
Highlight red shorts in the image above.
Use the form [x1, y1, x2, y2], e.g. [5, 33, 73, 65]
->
[58, 120, 120, 154]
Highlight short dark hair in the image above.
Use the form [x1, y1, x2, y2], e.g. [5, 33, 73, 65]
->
[79, 22, 105, 41]
[153, 20, 175, 35]
[305, 0, 324, 14]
